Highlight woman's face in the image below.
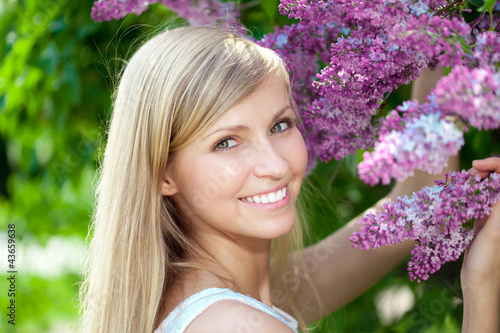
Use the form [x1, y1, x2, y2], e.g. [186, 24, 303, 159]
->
[162, 76, 308, 246]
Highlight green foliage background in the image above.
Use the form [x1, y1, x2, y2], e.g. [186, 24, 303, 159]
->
[0, 0, 499, 332]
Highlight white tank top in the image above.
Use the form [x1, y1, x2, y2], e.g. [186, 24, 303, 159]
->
[154, 287, 299, 332]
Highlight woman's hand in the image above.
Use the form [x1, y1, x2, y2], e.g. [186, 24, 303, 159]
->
[461, 157, 500, 333]
[463, 157, 500, 288]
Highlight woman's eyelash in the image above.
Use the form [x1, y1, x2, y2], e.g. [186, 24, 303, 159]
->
[284, 117, 300, 127]
[288, 117, 299, 126]
[271, 117, 298, 132]
[212, 136, 236, 151]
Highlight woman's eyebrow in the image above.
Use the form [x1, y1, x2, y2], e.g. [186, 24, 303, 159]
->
[270, 105, 293, 124]
[203, 124, 249, 140]
[203, 105, 292, 140]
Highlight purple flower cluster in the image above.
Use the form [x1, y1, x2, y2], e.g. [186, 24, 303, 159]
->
[433, 65, 500, 130]
[350, 170, 500, 282]
[279, 0, 474, 163]
[91, 0, 243, 32]
[358, 112, 464, 185]
[474, 31, 500, 68]
[359, 44, 500, 185]
[91, 0, 149, 20]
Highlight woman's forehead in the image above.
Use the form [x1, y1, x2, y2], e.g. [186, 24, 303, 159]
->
[204, 78, 291, 129]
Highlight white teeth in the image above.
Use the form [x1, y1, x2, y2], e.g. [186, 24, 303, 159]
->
[243, 186, 287, 204]
[277, 190, 283, 201]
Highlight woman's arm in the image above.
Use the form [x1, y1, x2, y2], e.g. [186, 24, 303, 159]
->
[461, 158, 500, 333]
[290, 158, 459, 323]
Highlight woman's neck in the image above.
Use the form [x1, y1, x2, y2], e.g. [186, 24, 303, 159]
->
[155, 238, 273, 330]
[194, 234, 273, 305]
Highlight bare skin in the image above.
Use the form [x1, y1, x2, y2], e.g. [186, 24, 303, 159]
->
[461, 158, 500, 333]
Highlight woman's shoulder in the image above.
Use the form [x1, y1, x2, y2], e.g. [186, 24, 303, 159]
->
[184, 299, 296, 333]
[156, 288, 297, 333]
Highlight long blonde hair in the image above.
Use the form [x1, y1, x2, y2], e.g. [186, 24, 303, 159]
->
[80, 25, 312, 332]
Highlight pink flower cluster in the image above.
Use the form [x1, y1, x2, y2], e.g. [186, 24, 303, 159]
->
[91, 0, 150, 20]
[91, 0, 243, 32]
[350, 170, 500, 282]
[359, 52, 500, 185]
[433, 65, 500, 130]
[358, 112, 464, 185]
[279, 0, 476, 165]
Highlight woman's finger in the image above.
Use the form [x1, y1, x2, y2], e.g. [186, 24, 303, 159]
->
[471, 169, 491, 179]
[472, 157, 500, 173]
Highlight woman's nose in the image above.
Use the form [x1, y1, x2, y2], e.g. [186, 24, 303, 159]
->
[251, 140, 288, 179]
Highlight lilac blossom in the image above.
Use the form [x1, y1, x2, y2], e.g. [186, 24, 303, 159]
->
[91, 0, 243, 32]
[432, 66, 500, 130]
[350, 171, 500, 282]
[91, 0, 149, 20]
[279, 0, 473, 163]
[474, 31, 500, 68]
[360, 58, 500, 186]
[358, 113, 464, 186]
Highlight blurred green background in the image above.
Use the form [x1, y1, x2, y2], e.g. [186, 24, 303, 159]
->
[0, 0, 499, 332]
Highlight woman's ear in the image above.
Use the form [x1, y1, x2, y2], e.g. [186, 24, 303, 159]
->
[161, 171, 179, 196]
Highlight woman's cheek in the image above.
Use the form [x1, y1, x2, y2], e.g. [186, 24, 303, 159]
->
[199, 155, 248, 199]
[211, 158, 246, 191]
[287, 131, 308, 176]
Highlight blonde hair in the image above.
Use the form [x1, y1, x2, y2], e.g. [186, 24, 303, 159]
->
[80, 25, 313, 332]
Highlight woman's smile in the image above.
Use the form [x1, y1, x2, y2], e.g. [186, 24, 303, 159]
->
[239, 184, 290, 210]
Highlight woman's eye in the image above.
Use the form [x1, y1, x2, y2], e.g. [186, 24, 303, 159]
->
[215, 138, 237, 150]
[270, 120, 290, 134]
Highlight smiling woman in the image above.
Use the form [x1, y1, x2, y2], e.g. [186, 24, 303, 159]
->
[79, 25, 500, 333]
[80, 25, 313, 333]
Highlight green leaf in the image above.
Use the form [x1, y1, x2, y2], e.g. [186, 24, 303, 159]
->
[456, 35, 472, 54]
[261, 0, 278, 22]
[467, 0, 484, 8]
[478, 0, 498, 12]
[38, 43, 59, 75]
[345, 149, 364, 178]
